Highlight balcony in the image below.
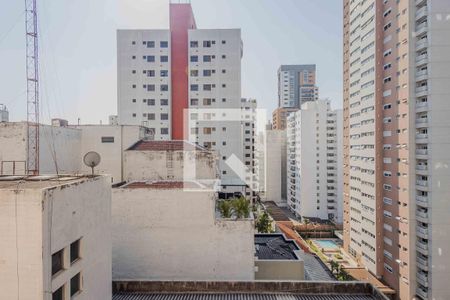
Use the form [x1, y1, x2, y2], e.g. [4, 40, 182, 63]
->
[416, 195, 429, 207]
[416, 117, 428, 128]
[416, 133, 428, 143]
[416, 6, 428, 21]
[416, 164, 428, 175]
[416, 149, 428, 158]
[416, 69, 428, 81]
[415, 21, 428, 37]
[417, 272, 429, 287]
[417, 256, 429, 271]
[416, 210, 429, 223]
[416, 85, 428, 97]
[416, 240, 429, 255]
[416, 38, 428, 51]
[416, 53, 428, 66]
[416, 225, 429, 239]
[416, 101, 428, 113]
[416, 287, 428, 300]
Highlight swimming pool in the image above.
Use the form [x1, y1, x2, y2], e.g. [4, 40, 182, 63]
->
[314, 239, 339, 249]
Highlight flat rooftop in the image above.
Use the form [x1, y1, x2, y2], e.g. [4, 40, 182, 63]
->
[0, 175, 97, 190]
[128, 140, 206, 151]
[255, 234, 300, 260]
[112, 281, 389, 300]
[118, 180, 217, 190]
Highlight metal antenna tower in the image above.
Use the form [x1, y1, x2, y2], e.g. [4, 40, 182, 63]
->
[25, 0, 40, 175]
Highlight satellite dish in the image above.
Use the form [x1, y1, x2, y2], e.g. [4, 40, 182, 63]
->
[83, 151, 101, 176]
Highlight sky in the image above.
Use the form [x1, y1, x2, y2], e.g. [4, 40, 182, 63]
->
[0, 0, 343, 125]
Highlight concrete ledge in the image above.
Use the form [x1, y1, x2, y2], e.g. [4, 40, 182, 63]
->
[112, 281, 390, 300]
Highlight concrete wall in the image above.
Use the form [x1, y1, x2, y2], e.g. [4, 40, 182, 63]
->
[255, 260, 304, 280]
[124, 149, 217, 182]
[0, 176, 111, 300]
[264, 130, 286, 205]
[112, 187, 254, 281]
[0, 122, 27, 174]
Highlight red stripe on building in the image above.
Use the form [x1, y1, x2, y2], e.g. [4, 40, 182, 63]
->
[170, 4, 197, 140]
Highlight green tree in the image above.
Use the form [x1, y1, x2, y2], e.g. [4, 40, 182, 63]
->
[218, 200, 233, 218]
[256, 211, 274, 233]
[330, 260, 339, 275]
[232, 197, 251, 219]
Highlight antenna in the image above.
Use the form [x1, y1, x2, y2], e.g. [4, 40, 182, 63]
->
[83, 151, 101, 176]
[25, 0, 40, 175]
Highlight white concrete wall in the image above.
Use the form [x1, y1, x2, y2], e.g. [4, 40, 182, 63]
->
[0, 122, 27, 174]
[75, 125, 147, 183]
[264, 130, 286, 206]
[112, 187, 254, 281]
[124, 149, 217, 182]
[0, 176, 111, 300]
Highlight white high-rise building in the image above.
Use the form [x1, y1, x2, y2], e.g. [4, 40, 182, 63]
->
[117, 3, 257, 198]
[287, 100, 343, 224]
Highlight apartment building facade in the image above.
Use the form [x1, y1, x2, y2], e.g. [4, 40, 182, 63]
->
[286, 100, 343, 224]
[343, 1, 450, 299]
[278, 64, 319, 109]
[117, 4, 256, 194]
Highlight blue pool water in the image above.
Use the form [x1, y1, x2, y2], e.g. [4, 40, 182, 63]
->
[314, 239, 339, 249]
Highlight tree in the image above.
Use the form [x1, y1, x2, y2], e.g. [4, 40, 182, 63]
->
[218, 200, 233, 218]
[232, 196, 251, 219]
[330, 260, 339, 275]
[256, 211, 274, 233]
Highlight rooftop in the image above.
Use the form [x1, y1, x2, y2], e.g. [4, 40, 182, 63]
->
[0, 175, 97, 190]
[112, 281, 389, 300]
[255, 234, 300, 260]
[118, 180, 217, 190]
[127, 140, 206, 151]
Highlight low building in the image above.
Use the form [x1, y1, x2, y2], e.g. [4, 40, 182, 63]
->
[0, 175, 112, 300]
[112, 179, 255, 281]
[254, 234, 304, 280]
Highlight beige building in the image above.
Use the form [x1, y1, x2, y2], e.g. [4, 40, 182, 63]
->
[272, 107, 298, 130]
[343, 1, 450, 299]
[0, 175, 112, 300]
[254, 234, 304, 280]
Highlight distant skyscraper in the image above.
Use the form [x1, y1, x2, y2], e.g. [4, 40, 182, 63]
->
[117, 3, 258, 197]
[278, 65, 318, 109]
[343, 1, 450, 299]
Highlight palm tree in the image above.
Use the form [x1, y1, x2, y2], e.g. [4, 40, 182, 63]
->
[232, 196, 251, 219]
[218, 200, 233, 218]
[256, 211, 273, 233]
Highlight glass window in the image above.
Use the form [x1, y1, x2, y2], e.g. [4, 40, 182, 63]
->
[147, 70, 155, 77]
[203, 40, 212, 47]
[160, 99, 168, 106]
[146, 41, 155, 48]
[203, 84, 212, 91]
[160, 70, 168, 77]
[190, 56, 198, 62]
[190, 99, 198, 106]
[70, 239, 81, 264]
[160, 56, 168, 62]
[70, 273, 81, 296]
[160, 41, 168, 48]
[147, 113, 155, 120]
[147, 99, 155, 106]
[161, 113, 169, 120]
[147, 84, 155, 91]
[203, 70, 212, 77]
[190, 41, 198, 48]
[160, 84, 168, 92]
[203, 55, 211, 62]
[52, 249, 64, 276]
[190, 70, 198, 77]
[190, 84, 198, 91]
[146, 56, 155, 62]
[161, 128, 169, 135]
[101, 137, 114, 143]
[52, 286, 64, 300]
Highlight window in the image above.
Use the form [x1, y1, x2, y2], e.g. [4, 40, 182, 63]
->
[160, 41, 168, 48]
[132, 99, 136, 103]
[52, 249, 64, 275]
[101, 137, 114, 143]
[222, 69, 226, 74]
[203, 84, 212, 91]
[132, 113, 136, 117]
[132, 55, 136, 59]
[160, 56, 168, 62]
[132, 70, 136, 74]
[161, 113, 169, 120]
[70, 239, 81, 264]
[160, 84, 168, 92]
[160, 99, 168, 106]
[132, 84, 136, 88]
[161, 128, 169, 135]
[160, 70, 168, 77]
[132, 41, 136, 45]
[222, 40, 226, 44]
[146, 41, 155, 48]
[190, 41, 198, 48]
[52, 286, 64, 300]
[147, 113, 155, 120]
[190, 99, 198, 105]
[70, 273, 81, 296]
[190, 56, 198, 62]
[203, 70, 212, 76]
[190, 70, 198, 77]
[147, 99, 155, 106]
[222, 55, 226, 59]
[191, 84, 198, 91]
[146, 70, 155, 77]
[203, 55, 212, 62]
[146, 55, 155, 62]
[146, 84, 155, 91]
[203, 40, 212, 47]
[203, 98, 212, 105]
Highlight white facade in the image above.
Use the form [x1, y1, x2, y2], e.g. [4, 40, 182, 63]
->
[0, 176, 111, 300]
[0, 104, 9, 122]
[112, 183, 255, 281]
[287, 100, 342, 224]
[117, 29, 172, 140]
[262, 129, 287, 206]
